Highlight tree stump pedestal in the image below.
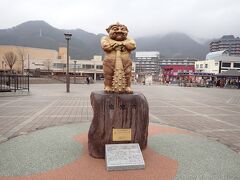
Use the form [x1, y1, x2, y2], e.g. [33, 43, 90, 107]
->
[88, 91, 149, 158]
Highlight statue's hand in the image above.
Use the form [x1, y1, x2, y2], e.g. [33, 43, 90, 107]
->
[111, 42, 122, 48]
[111, 42, 127, 51]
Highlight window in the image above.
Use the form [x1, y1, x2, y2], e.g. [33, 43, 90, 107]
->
[96, 65, 103, 69]
[200, 64, 203, 68]
[53, 63, 65, 68]
[215, 62, 218, 66]
[233, 63, 240, 68]
[222, 62, 231, 67]
[196, 64, 199, 68]
[205, 64, 208, 68]
[83, 64, 94, 69]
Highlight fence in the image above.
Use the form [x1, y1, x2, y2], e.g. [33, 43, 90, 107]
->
[0, 75, 29, 92]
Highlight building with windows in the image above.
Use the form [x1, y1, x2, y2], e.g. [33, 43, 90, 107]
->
[134, 51, 160, 75]
[51, 56, 105, 80]
[0, 45, 136, 80]
[134, 51, 198, 82]
[159, 57, 197, 66]
[195, 50, 240, 74]
[13, 55, 105, 79]
[159, 57, 197, 83]
[210, 35, 240, 56]
[161, 65, 195, 83]
[0, 45, 65, 73]
[28, 55, 135, 80]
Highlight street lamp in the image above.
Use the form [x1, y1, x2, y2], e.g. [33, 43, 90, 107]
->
[2, 61, 4, 72]
[27, 54, 30, 73]
[74, 60, 77, 84]
[64, 33, 72, 93]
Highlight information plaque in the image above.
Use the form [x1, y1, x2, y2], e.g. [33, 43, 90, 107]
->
[105, 143, 145, 171]
[112, 128, 131, 141]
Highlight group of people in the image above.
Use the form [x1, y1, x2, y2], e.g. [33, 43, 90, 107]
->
[216, 79, 240, 89]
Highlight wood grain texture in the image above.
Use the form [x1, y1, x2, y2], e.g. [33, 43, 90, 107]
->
[88, 91, 149, 158]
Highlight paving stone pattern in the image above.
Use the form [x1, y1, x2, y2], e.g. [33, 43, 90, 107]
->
[0, 83, 240, 153]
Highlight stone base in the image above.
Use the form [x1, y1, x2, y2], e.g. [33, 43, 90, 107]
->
[88, 91, 149, 158]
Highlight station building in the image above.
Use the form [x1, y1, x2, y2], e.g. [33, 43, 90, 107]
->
[0, 45, 135, 80]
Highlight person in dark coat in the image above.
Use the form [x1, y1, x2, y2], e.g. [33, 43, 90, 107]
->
[86, 76, 90, 85]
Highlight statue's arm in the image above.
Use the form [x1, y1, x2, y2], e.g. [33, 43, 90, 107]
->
[124, 38, 136, 51]
[101, 36, 115, 52]
[101, 36, 136, 52]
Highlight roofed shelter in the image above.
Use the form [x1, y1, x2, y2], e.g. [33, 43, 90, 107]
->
[215, 69, 240, 88]
[216, 69, 240, 78]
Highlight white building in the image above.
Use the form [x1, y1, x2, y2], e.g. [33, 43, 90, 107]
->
[25, 55, 135, 80]
[195, 50, 240, 74]
[135, 51, 160, 58]
[134, 51, 160, 75]
[25, 56, 104, 79]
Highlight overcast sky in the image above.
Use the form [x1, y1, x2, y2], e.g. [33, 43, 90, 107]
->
[0, 0, 240, 41]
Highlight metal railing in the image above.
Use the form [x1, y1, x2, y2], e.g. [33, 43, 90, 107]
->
[0, 75, 29, 92]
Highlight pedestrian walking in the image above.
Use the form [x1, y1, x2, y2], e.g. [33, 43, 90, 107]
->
[86, 76, 90, 85]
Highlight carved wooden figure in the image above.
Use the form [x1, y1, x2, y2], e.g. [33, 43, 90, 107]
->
[101, 23, 136, 93]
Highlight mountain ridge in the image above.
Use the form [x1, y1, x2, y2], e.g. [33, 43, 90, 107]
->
[0, 21, 210, 59]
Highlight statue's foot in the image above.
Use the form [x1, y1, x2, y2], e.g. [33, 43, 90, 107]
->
[125, 87, 133, 94]
[104, 86, 113, 93]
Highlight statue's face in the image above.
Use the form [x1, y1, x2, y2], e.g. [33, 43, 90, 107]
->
[108, 25, 128, 41]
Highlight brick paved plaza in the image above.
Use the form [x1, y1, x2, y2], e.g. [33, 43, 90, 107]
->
[0, 83, 240, 153]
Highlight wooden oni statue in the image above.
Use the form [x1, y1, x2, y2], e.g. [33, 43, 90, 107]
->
[88, 23, 148, 159]
[101, 22, 136, 93]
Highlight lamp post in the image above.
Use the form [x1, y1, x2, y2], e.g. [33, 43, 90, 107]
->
[2, 61, 4, 72]
[64, 33, 72, 93]
[74, 60, 77, 84]
[27, 54, 30, 73]
[94, 62, 97, 83]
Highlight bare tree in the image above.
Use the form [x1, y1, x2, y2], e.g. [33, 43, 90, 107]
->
[3, 51, 18, 73]
[16, 48, 27, 74]
[43, 59, 52, 75]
